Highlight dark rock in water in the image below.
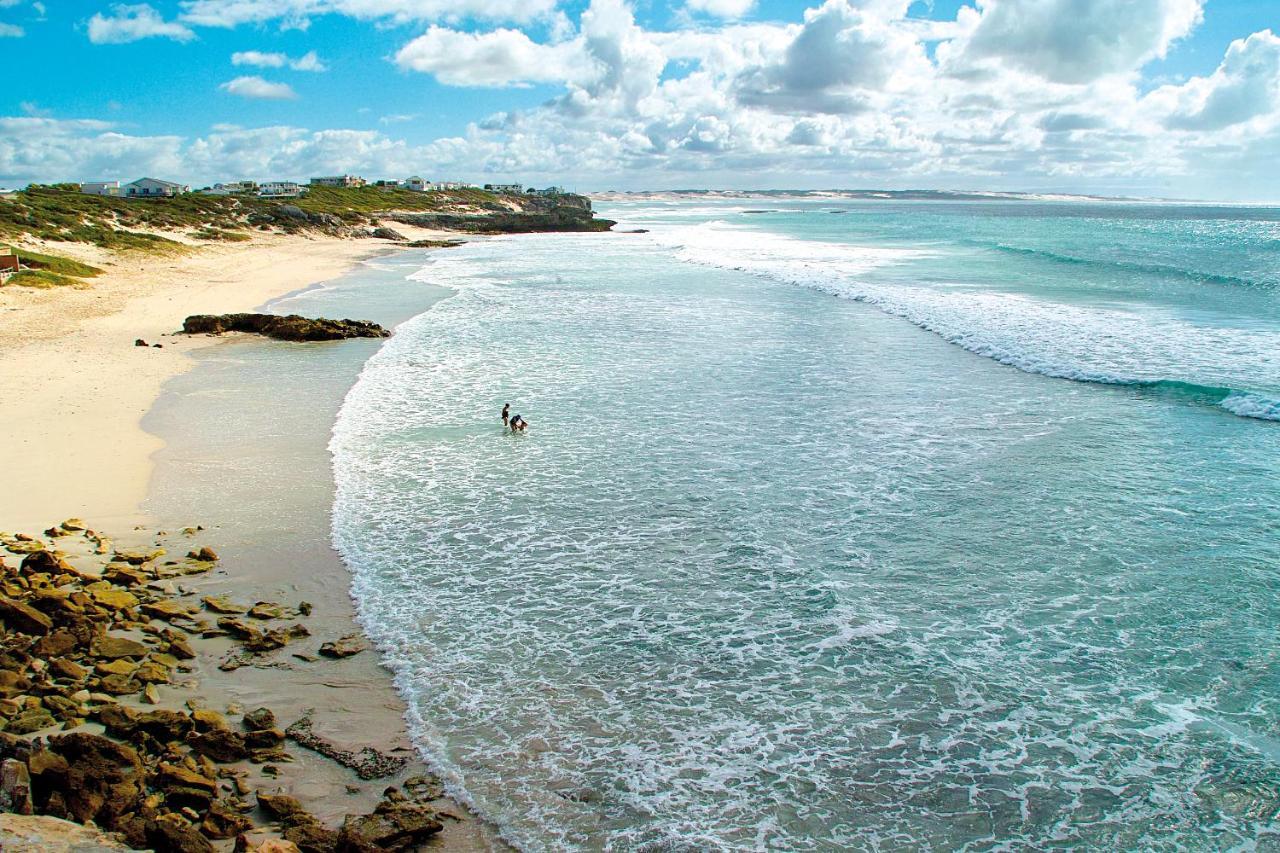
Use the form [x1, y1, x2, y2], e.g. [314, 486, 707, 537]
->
[135, 339, 148, 347]
[187, 727, 248, 763]
[336, 793, 443, 852]
[318, 634, 367, 659]
[187, 547, 218, 562]
[368, 227, 407, 241]
[181, 313, 390, 342]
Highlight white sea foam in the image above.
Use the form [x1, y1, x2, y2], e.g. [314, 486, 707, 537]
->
[649, 220, 1280, 421]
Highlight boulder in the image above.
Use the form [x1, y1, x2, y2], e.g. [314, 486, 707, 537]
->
[335, 797, 443, 852]
[243, 707, 277, 732]
[0, 759, 34, 814]
[91, 634, 149, 659]
[181, 313, 390, 342]
[146, 812, 216, 853]
[368, 227, 407, 241]
[318, 635, 367, 659]
[187, 547, 219, 562]
[4, 709, 56, 735]
[202, 797, 253, 839]
[0, 597, 52, 635]
[202, 595, 247, 614]
[248, 602, 286, 620]
[0, 813, 133, 851]
[40, 732, 146, 826]
[188, 727, 248, 762]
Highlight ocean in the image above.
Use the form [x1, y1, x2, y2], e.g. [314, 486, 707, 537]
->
[328, 198, 1280, 850]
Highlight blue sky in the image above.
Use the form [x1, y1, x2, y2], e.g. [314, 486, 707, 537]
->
[2, 0, 1279, 199]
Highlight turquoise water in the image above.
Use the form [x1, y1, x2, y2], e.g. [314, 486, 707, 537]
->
[330, 200, 1280, 850]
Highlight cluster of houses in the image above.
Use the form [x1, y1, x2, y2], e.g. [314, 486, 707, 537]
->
[75, 175, 569, 200]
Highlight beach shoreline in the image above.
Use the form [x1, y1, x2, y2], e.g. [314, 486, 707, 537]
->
[0, 230, 503, 849]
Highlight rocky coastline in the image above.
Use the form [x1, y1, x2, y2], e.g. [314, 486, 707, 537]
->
[0, 521, 465, 851]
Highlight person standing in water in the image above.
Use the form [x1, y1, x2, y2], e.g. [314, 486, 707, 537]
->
[510, 414, 528, 432]
[501, 403, 510, 428]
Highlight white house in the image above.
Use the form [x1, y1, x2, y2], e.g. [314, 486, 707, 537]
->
[405, 176, 428, 191]
[309, 175, 366, 188]
[81, 181, 121, 196]
[125, 178, 190, 197]
[484, 183, 525, 194]
[535, 186, 567, 197]
[429, 181, 473, 191]
[201, 181, 257, 195]
[258, 181, 305, 198]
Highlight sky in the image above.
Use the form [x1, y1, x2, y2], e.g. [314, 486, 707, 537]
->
[1, 0, 1279, 200]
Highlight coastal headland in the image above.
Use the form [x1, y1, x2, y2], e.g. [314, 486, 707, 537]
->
[0, 184, 612, 849]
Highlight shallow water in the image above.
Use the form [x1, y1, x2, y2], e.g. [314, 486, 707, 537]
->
[331, 201, 1280, 850]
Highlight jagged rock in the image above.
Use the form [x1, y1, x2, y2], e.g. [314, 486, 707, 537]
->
[113, 548, 164, 565]
[402, 774, 445, 803]
[49, 658, 88, 680]
[19, 551, 73, 577]
[187, 546, 219, 562]
[218, 617, 260, 640]
[59, 519, 86, 532]
[4, 709, 56, 735]
[142, 600, 199, 620]
[254, 840, 303, 853]
[156, 762, 218, 808]
[245, 729, 285, 750]
[38, 732, 146, 826]
[256, 792, 309, 823]
[95, 659, 136, 676]
[318, 635, 367, 659]
[285, 716, 407, 780]
[0, 759, 34, 814]
[244, 624, 309, 653]
[88, 586, 139, 611]
[368, 227, 407, 241]
[181, 314, 390, 342]
[248, 602, 286, 620]
[99, 674, 141, 695]
[34, 630, 79, 658]
[203, 595, 247, 614]
[190, 707, 228, 732]
[203, 798, 254, 839]
[103, 563, 148, 586]
[335, 795, 443, 852]
[188, 727, 248, 762]
[0, 596, 53, 634]
[147, 812, 216, 853]
[91, 634, 149, 659]
[243, 707, 277, 732]
[135, 339, 149, 347]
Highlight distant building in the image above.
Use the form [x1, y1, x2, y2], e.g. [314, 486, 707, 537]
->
[0, 247, 18, 280]
[535, 186, 566, 197]
[309, 175, 366, 188]
[428, 181, 472, 191]
[201, 180, 258, 196]
[374, 179, 404, 188]
[484, 183, 525, 194]
[258, 181, 305, 198]
[405, 176, 428, 192]
[81, 181, 121, 197]
[125, 177, 190, 197]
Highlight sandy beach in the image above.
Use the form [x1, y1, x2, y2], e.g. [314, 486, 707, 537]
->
[0, 230, 502, 849]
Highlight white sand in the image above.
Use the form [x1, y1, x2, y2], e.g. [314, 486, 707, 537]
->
[0, 229, 444, 533]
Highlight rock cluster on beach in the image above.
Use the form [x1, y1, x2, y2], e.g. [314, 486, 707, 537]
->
[181, 314, 390, 342]
[0, 523, 448, 852]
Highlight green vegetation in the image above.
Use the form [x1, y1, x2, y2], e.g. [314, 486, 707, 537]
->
[6, 270, 84, 288]
[192, 227, 252, 242]
[286, 185, 500, 218]
[2, 245, 102, 278]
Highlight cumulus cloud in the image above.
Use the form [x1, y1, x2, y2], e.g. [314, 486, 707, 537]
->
[88, 3, 195, 44]
[232, 49, 328, 71]
[686, 0, 754, 19]
[0, 22, 22, 36]
[1154, 29, 1280, 130]
[178, 0, 557, 28]
[220, 75, 298, 99]
[395, 26, 590, 87]
[957, 0, 1204, 84]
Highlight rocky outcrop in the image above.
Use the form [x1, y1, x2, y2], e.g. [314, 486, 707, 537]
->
[181, 314, 390, 342]
[366, 227, 407, 241]
[0, 523, 450, 851]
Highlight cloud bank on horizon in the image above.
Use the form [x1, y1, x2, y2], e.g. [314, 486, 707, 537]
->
[2, 0, 1280, 200]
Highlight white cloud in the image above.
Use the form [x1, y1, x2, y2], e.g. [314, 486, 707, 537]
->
[290, 50, 326, 71]
[178, 0, 557, 28]
[88, 3, 196, 44]
[232, 49, 328, 71]
[395, 26, 590, 87]
[1151, 29, 1280, 131]
[0, 22, 22, 36]
[380, 113, 418, 124]
[220, 75, 298, 99]
[232, 50, 287, 68]
[686, 0, 754, 19]
[957, 0, 1204, 84]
